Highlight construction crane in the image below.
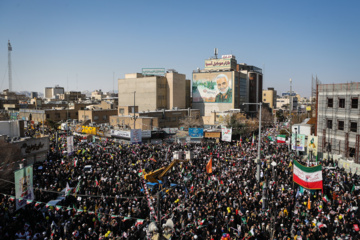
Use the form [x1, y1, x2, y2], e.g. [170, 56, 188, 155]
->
[144, 159, 188, 183]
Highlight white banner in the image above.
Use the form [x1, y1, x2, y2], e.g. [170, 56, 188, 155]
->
[221, 126, 232, 142]
[67, 136, 74, 154]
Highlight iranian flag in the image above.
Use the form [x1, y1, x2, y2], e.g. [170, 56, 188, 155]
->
[277, 135, 286, 143]
[135, 219, 144, 226]
[293, 160, 323, 190]
[323, 195, 330, 203]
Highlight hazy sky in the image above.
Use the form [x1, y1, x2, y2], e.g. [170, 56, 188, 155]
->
[1, 0, 359, 98]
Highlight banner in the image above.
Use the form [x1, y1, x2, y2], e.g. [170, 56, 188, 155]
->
[131, 129, 142, 144]
[292, 134, 306, 151]
[189, 128, 204, 138]
[221, 126, 232, 142]
[67, 136, 74, 154]
[307, 136, 318, 161]
[293, 160, 322, 190]
[14, 165, 34, 210]
[192, 72, 233, 103]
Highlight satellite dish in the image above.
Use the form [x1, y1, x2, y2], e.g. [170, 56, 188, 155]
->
[148, 222, 158, 233]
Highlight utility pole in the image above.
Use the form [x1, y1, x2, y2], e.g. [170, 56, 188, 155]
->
[289, 78, 292, 152]
[133, 91, 136, 129]
[243, 102, 262, 182]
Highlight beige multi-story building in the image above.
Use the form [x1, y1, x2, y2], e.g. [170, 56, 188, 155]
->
[118, 70, 191, 112]
[19, 109, 78, 123]
[91, 90, 104, 101]
[262, 87, 277, 109]
[78, 109, 117, 124]
[44, 85, 65, 99]
[58, 91, 86, 102]
[192, 54, 263, 116]
[110, 107, 200, 130]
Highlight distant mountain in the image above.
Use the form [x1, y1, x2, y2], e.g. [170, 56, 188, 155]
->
[81, 90, 92, 97]
[15, 91, 44, 98]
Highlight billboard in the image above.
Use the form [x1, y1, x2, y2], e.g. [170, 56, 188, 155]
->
[192, 72, 233, 103]
[15, 165, 34, 210]
[307, 136, 318, 160]
[204, 58, 236, 70]
[142, 68, 165, 76]
[131, 129, 142, 144]
[292, 134, 306, 151]
[188, 128, 204, 138]
[204, 132, 221, 138]
[221, 126, 232, 142]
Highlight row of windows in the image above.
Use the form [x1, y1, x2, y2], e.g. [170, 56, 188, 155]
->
[327, 98, 358, 108]
[327, 119, 357, 132]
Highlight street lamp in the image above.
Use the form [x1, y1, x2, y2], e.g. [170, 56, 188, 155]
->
[243, 102, 262, 182]
[294, 127, 298, 156]
[132, 91, 137, 130]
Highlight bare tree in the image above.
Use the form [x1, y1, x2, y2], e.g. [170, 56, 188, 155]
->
[179, 116, 202, 129]
[256, 108, 273, 128]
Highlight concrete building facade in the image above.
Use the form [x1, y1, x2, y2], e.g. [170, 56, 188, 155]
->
[317, 83, 360, 162]
[78, 109, 117, 124]
[44, 85, 65, 99]
[110, 108, 200, 130]
[192, 55, 263, 116]
[263, 87, 277, 109]
[118, 71, 190, 112]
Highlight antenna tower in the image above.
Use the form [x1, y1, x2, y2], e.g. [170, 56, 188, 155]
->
[214, 48, 218, 59]
[8, 40, 13, 92]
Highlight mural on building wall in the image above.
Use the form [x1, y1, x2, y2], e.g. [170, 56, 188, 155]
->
[192, 72, 233, 103]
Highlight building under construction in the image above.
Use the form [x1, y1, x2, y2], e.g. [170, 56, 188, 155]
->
[317, 82, 360, 162]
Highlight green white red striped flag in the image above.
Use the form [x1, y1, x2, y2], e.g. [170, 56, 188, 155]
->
[323, 195, 330, 203]
[277, 135, 286, 143]
[293, 160, 322, 190]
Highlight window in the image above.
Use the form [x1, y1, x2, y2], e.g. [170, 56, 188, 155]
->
[352, 98, 358, 109]
[103, 115, 107, 120]
[339, 98, 345, 108]
[338, 120, 344, 130]
[327, 120, 332, 129]
[327, 98, 333, 108]
[119, 108, 124, 114]
[350, 122, 357, 132]
[263, 99, 266, 101]
[349, 148, 356, 158]
[94, 116, 99, 120]
[172, 117, 176, 121]
[264, 93, 266, 96]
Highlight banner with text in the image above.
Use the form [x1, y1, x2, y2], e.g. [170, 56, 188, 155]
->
[221, 126, 232, 142]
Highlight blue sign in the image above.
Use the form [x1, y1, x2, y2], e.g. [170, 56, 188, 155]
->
[189, 128, 204, 138]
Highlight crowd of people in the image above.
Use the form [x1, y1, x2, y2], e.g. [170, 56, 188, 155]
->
[1, 126, 360, 240]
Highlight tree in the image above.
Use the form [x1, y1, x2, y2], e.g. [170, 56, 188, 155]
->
[179, 116, 202, 129]
[257, 107, 273, 128]
[225, 113, 258, 136]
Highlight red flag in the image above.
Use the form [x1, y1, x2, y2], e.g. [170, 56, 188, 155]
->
[354, 224, 359, 232]
[206, 158, 213, 174]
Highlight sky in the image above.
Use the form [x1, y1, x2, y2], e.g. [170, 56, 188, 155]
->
[1, 0, 360, 98]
